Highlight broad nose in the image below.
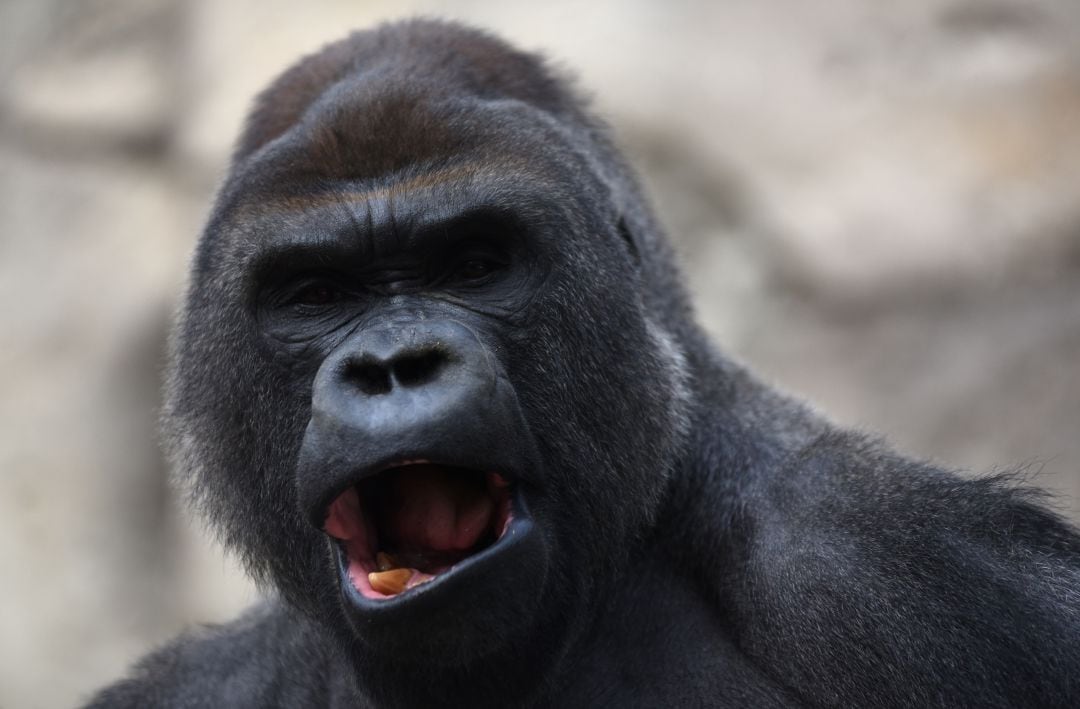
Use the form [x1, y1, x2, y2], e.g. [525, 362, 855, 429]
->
[310, 319, 495, 432]
[344, 342, 450, 397]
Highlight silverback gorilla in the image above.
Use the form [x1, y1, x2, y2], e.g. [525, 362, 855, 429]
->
[88, 19, 1080, 709]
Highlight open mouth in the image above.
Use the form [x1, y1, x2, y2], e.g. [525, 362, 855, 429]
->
[323, 462, 513, 599]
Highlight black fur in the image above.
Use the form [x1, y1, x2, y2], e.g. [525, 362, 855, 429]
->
[86, 19, 1080, 708]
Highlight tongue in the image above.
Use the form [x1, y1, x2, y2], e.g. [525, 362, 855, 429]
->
[382, 465, 494, 552]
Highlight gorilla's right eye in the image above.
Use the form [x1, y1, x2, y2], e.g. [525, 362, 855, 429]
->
[292, 283, 340, 306]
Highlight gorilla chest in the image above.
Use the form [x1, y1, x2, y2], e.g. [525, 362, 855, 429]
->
[551, 573, 797, 708]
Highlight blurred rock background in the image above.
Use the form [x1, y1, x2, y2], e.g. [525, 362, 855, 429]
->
[1, 1, 1078, 706]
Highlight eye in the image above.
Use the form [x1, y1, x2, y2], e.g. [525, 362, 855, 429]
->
[292, 283, 340, 306]
[453, 258, 500, 282]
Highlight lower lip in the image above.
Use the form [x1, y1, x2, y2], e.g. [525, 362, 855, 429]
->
[336, 508, 532, 608]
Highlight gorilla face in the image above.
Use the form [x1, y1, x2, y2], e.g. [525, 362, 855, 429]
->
[165, 24, 690, 670]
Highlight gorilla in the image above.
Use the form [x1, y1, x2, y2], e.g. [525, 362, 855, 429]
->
[88, 19, 1080, 709]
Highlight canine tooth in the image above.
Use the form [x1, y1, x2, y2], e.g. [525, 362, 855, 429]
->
[375, 552, 397, 571]
[368, 568, 411, 595]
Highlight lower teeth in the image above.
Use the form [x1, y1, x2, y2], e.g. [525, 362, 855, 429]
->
[368, 568, 411, 594]
[368, 552, 433, 596]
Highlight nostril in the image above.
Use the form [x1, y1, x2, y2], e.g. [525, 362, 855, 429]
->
[393, 350, 445, 387]
[346, 360, 393, 396]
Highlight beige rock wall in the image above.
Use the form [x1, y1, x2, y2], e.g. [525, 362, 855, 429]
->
[2, 1, 1078, 706]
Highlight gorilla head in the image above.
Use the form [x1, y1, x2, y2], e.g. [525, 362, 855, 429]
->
[165, 18, 695, 693]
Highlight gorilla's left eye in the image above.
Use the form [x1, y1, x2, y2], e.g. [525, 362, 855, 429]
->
[453, 258, 501, 282]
